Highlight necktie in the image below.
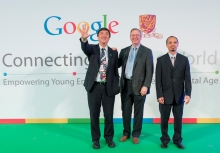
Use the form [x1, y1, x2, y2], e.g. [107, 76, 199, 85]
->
[99, 48, 107, 82]
[171, 56, 175, 66]
[125, 47, 137, 79]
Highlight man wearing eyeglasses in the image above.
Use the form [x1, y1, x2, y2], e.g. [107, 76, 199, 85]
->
[118, 28, 154, 144]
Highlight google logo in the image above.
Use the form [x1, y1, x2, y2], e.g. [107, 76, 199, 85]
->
[44, 15, 119, 41]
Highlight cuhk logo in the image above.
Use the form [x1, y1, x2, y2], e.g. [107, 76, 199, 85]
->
[139, 14, 163, 39]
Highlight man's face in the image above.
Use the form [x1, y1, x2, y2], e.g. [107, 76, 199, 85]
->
[98, 30, 110, 44]
[130, 30, 142, 45]
[166, 37, 178, 52]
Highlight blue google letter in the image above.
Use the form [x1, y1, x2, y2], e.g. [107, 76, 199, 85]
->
[44, 15, 119, 41]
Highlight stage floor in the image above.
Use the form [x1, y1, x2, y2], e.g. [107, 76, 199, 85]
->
[0, 124, 219, 153]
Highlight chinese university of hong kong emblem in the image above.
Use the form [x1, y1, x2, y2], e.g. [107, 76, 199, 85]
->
[139, 14, 163, 39]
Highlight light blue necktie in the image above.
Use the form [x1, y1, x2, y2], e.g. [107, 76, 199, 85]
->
[125, 47, 137, 79]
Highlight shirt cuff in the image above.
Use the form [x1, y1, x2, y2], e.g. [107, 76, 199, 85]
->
[81, 37, 87, 42]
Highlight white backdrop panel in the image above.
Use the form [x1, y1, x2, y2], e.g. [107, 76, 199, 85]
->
[0, 0, 219, 118]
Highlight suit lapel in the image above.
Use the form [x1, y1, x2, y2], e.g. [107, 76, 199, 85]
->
[123, 46, 131, 68]
[133, 45, 143, 69]
[96, 44, 101, 65]
[105, 47, 114, 75]
[173, 53, 180, 71]
[107, 47, 113, 67]
[165, 53, 173, 70]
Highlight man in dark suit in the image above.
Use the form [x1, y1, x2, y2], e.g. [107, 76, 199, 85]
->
[79, 25, 120, 149]
[118, 28, 154, 144]
[155, 36, 192, 149]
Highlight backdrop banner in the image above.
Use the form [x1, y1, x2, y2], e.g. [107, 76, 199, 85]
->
[0, 0, 219, 123]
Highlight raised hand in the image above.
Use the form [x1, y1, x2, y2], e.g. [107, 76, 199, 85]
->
[80, 24, 90, 39]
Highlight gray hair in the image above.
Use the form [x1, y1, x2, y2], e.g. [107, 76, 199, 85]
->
[130, 28, 142, 36]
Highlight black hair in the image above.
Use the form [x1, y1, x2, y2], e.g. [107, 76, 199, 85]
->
[97, 27, 111, 38]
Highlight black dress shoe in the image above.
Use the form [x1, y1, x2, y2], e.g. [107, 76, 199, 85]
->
[174, 142, 184, 149]
[93, 140, 100, 149]
[160, 143, 168, 148]
[106, 140, 115, 148]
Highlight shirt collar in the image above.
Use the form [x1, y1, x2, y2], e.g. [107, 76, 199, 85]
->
[168, 52, 177, 59]
[132, 44, 140, 50]
[99, 45, 108, 52]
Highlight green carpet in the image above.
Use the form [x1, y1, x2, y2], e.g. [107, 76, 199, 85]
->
[0, 124, 219, 153]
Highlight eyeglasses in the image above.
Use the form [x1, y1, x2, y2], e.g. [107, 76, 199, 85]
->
[130, 34, 141, 37]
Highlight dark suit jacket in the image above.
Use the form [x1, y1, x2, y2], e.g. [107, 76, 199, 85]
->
[155, 53, 192, 104]
[118, 44, 154, 95]
[80, 39, 120, 96]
